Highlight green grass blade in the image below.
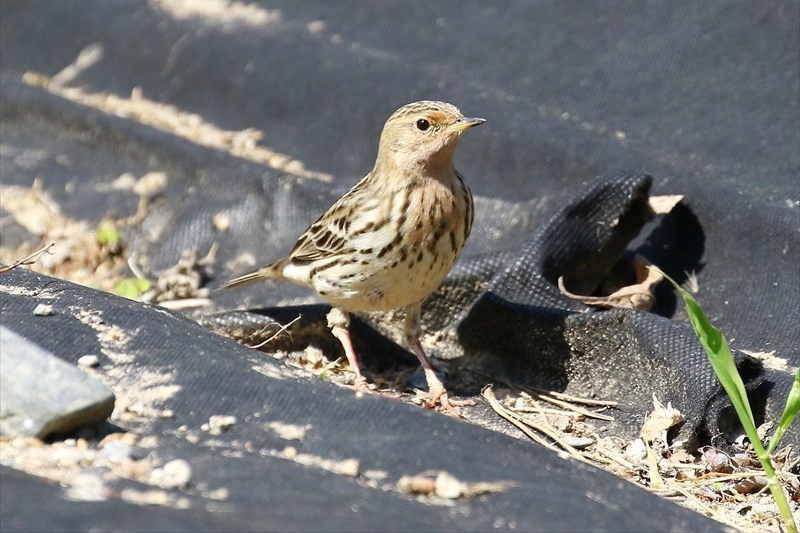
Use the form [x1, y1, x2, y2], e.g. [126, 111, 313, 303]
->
[664, 273, 757, 430]
[767, 369, 800, 455]
[651, 265, 797, 533]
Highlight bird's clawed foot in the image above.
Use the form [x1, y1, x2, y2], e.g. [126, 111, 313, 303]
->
[415, 368, 476, 417]
[351, 374, 371, 392]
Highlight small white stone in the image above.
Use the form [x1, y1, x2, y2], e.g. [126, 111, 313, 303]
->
[363, 469, 388, 481]
[206, 487, 229, 501]
[267, 421, 307, 441]
[434, 471, 465, 499]
[101, 440, 133, 462]
[206, 415, 236, 436]
[65, 472, 106, 501]
[33, 304, 53, 316]
[212, 212, 230, 232]
[561, 436, 595, 450]
[302, 346, 324, 365]
[77, 355, 100, 368]
[150, 459, 192, 489]
[624, 438, 648, 461]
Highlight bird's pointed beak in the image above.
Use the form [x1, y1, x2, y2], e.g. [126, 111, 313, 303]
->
[450, 116, 485, 132]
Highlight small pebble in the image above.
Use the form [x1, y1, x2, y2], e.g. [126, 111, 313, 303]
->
[267, 421, 307, 441]
[206, 487, 229, 501]
[624, 438, 648, 461]
[561, 436, 595, 450]
[434, 471, 466, 499]
[101, 440, 134, 462]
[49, 447, 89, 467]
[302, 346, 324, 365]
[212, 212, 230, 232]
[281, 446, 297, 458]
[204, 415, 236, 436]
[363, 469, 388, 481]
[77, 355, 100, 368]
[33, 304, 53, 316]
[120, 488, 172, 506]
[139, 435, 159, 448]
[65, 472, 106, 501]
[150, 459, 192, 489]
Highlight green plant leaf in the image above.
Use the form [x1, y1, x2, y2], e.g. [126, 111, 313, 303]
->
[767, 369, 800, 455]
[96, 220, 121, 246]
[651, 265, 797, 533]
[114, 278, 151, 299]
[668, 274, 756, 429]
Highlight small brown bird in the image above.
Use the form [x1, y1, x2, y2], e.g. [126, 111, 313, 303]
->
[220, 101, 484, 415]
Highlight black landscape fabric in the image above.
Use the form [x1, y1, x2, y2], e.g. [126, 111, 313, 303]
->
[1, 1, 798, 531]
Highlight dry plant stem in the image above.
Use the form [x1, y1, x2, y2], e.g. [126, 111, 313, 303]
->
[591, 446, 636, 470]
[530, 392, 615, 421]
[471, 373, 617, 420]
[252, 315, 301, 349]
[119, 194, 149, 225]
[158, 298, 211, 310]
[525, 387, 619, 406]
[670, 484, 722, 521]
[682, 470, 795, 485]
[581, 452, 615, 466]
[0, 242, 55, 274]
[482, 386, 594, 465]
[483, 387, 563, 455]
[646, 443, 665, 490]
[665, 463, 707, 471]
[313, 358, 345, 377]
[199, 242, 219, 266]
[126, 253, 147, 280]
[516, 417, 590, 463]
[510, 406, 599, 416]
[526, 396, 561, 437]
[538, 391, 619, 407]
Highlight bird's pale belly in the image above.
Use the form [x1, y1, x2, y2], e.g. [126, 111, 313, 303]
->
[312, 239, 460, 313]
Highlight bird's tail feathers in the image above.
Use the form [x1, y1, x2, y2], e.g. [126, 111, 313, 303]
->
[217, 261, 284, 290]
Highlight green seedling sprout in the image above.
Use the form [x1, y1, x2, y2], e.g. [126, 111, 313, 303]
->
[651, 265, 798, 533]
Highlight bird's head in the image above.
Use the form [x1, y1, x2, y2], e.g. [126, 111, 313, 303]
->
[375, 100, 484, 178]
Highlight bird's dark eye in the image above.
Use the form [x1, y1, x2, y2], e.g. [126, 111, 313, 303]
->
[416, 119, 430, 131]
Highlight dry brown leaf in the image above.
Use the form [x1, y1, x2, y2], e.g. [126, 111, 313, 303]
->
[558, 256, 662, 311]
[640, 395, 684, 445]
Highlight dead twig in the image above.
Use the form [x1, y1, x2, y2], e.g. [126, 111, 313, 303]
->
[252, 315, 302, 349]
[0, 242, 55, 274]
[468, 372, 617, 420]
[524, 390, 616, 421]
[670, 484, 721, 520]
[483, 385, 595, 465]
[591, 446, 636, 471]
[529, 388, 619, 407]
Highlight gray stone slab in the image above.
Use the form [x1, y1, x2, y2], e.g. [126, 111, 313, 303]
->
[0, 326, 115, 438]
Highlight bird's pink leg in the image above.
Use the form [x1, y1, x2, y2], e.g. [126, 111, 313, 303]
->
[404, 304, 475, 416]
[327, 308, 370, 391]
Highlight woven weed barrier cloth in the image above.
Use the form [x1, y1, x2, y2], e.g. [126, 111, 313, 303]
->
[1, 2, 797, 531]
